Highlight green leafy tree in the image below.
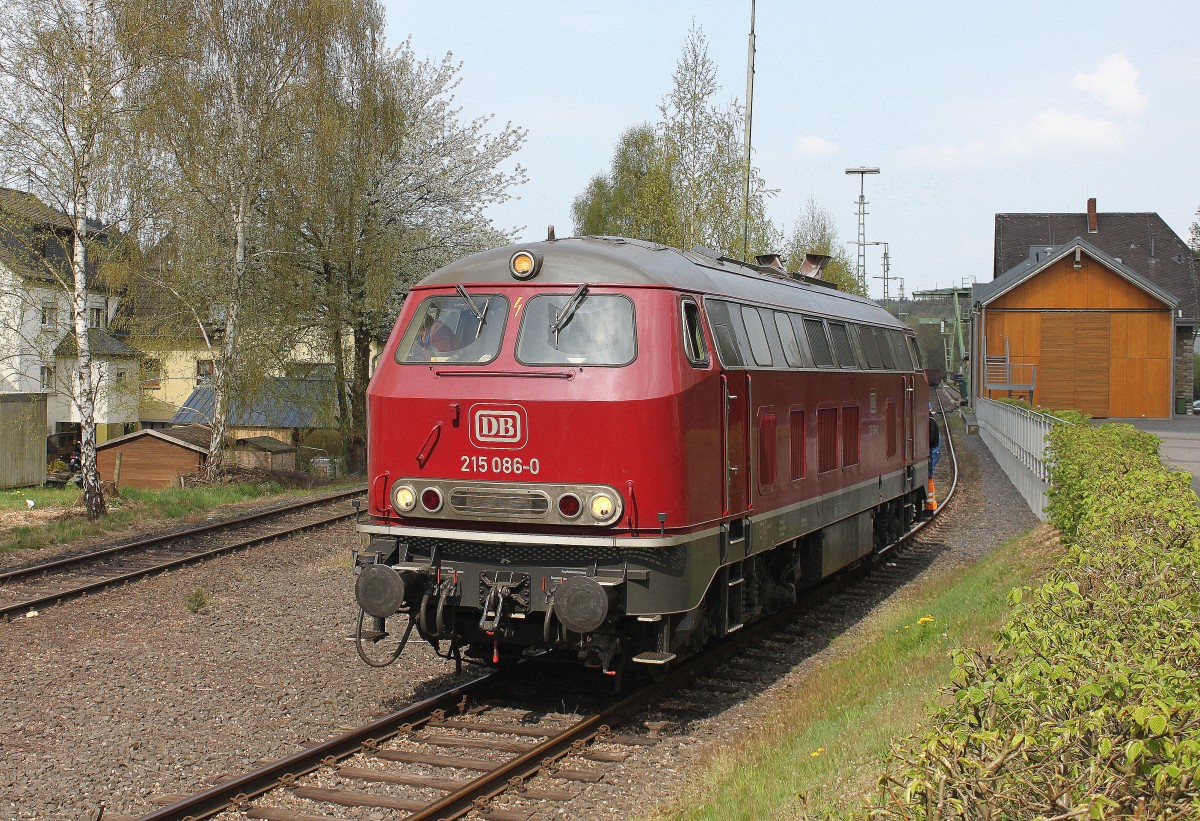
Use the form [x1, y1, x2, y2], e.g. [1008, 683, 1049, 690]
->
[281, 32, 525, 472]
[782, 197, 863, 295]
[134, 0, 365, 479]
[572, 124, 681, 245]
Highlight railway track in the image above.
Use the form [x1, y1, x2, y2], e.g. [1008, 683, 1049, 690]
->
[119, 397, 962, 821]
[0, 487, 365, 622]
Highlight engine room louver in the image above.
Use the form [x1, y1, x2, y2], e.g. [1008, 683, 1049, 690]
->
[449, 487, 550, 518]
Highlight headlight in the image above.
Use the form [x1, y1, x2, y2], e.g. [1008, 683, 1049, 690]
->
[393, 485, 416, 513]
[510, 249, 542, 280]
[589, 492, 618, 523]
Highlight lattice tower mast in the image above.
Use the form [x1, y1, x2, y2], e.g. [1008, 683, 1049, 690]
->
[845, 166, 879, 295]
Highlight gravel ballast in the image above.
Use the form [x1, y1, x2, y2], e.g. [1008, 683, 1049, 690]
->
[0, 419, 1039, 820]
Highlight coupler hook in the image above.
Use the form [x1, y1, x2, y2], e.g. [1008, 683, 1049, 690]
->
[479, 584, 511, 636]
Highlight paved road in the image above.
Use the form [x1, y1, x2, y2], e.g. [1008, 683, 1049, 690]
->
[1107, 415, 1200, 497]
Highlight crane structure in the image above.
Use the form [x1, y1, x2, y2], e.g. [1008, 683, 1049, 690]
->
[911, 283, 973, 397]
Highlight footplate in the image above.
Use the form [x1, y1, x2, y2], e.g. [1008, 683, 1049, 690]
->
[632, 651, 677, 665]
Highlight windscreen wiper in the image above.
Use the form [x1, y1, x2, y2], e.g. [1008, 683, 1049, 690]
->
[456, 284, 490, 340]
[550, 283, 589, 349]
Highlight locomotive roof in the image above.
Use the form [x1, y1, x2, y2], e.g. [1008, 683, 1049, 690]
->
[418, 236, 908, 330]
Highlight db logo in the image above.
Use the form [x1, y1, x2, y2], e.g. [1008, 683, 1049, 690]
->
[469, 404, 528, 449]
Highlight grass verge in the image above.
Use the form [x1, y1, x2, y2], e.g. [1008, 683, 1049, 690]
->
[0, 480, 357, 555]
[650, 525, 1059, 821]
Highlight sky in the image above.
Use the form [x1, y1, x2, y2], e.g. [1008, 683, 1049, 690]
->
[382, 1, 1200, 299]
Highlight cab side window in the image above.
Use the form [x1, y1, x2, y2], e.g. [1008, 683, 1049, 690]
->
[681, 298, 710, 367]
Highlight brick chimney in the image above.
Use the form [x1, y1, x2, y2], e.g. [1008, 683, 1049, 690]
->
[1087, 197, 1098, 233]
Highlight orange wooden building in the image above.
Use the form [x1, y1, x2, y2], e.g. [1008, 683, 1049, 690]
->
[972, 237, 1179, 418]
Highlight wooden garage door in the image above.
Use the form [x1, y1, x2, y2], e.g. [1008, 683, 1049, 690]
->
[1039, 313, 1109, 416]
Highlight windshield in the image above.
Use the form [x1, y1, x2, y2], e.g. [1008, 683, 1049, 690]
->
[516, 293, 636, 366]
[395, 294, 509, 364]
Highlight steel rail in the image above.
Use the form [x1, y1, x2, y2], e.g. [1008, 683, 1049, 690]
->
[133, 579, 844, 821]
[0, 487, 364, 586]
[0, 489, 364, 621]
[133, 670, 502, 821]
[128, 433, 960, 821]
[874, 384, 960, 557]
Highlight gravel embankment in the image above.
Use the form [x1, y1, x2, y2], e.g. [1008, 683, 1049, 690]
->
[0, 417, 1040, 821]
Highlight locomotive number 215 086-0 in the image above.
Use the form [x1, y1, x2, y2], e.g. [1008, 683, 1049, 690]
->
[461, 455, 541, 476]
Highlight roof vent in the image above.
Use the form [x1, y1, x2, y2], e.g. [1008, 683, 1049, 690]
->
[797, 253, 831, 279]
[755, 253, 786, 270]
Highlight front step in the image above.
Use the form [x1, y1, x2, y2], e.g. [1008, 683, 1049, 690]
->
[632, 651, 677, 665]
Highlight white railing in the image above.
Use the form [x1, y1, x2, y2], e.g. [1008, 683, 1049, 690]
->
[976, 398, 1067, 521]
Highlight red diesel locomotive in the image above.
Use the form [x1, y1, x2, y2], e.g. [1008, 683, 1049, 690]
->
[353, 235, 931, 675]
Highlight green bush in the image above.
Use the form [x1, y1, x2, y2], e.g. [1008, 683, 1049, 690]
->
[868, 424, 1200, 819]
[184, 587, 213, 614]
[1048, 407, 1092, 426]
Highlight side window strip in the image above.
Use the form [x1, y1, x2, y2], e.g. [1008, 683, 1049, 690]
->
[740, 305, 774, 367]
[774, 311, 804, 368]
[802, 317, 836, 369]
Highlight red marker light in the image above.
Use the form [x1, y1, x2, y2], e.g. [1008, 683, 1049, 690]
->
[558, 493, 582, 519]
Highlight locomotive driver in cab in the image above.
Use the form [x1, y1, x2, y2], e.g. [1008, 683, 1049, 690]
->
[409, 304, 458, 356]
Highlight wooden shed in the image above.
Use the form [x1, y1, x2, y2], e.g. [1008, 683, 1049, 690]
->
[95, 424, 211, 489]
[972, 238, 1177, 418]
[233, 436, 297, 471]
[0, 393, 47, 489]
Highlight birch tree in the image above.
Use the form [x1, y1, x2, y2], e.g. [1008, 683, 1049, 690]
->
[573, 25, 776, 258]
[658, 24, 777, 257]
[782, 197, 863, 295]
[137, 0, 364, 480]
[0, 0, 148, 518]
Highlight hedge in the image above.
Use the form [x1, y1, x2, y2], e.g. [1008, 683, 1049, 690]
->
[866, 423, 1200, 819]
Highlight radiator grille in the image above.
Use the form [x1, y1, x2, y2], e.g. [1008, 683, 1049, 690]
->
[449, 487, 550, 518]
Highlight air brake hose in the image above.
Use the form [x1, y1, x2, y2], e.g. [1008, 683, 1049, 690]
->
[354, 607, 414, 668]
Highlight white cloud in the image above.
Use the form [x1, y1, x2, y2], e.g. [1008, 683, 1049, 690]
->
[1073, 53, 1147, 115]
[1004, 110, 1125, 153]
[795, 135, 837, 157]
[903, 109, 1125, 169]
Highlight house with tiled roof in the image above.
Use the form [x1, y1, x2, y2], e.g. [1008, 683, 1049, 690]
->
[972, 198, 1198, 418]
[0, 187, 145, 443]
[170, 377, 340, 464]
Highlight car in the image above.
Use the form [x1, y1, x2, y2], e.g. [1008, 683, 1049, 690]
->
[1191, 399, 1200, 414]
